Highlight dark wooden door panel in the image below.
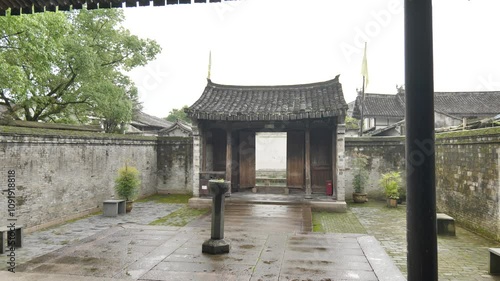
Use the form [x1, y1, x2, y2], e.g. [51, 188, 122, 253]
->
[211, 128, 226, 172]
[310, 128, 332, 191]
[239, 131, 255, 188]
[287, 131, 305, 188]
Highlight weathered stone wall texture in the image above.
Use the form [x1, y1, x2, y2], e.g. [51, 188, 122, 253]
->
[0, 131, 192, 231]
[157, 137, 193, 194]
[435, 129, 500, 240]
[345, 137, 406, 199]
[344, 128, 500, 240]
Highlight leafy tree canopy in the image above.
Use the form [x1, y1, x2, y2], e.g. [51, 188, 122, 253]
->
[345, 116, 359, 130]
[0, 9, 161, 132]
[164, 105, 191, 124]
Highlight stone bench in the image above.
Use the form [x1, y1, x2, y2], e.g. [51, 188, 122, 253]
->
[0, 224, 23, 254]
[489, 248, 500, 274]
[436, 213, 455, 236]
[103, 200, 126, 217]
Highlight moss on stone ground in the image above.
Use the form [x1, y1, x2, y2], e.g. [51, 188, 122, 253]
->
[312, 210, 367, 234]
[149, 206, 209, 227]
[136, 194, 192, 204]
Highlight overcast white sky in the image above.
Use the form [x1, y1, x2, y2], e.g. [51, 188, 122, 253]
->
[123, 0, 500, 118]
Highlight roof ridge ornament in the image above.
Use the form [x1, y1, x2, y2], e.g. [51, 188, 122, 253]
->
[207, 50, 212, 80]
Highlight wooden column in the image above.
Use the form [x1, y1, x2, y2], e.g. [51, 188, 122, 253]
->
[331, 125, 337, 199]
[405, 0, 437, 280]
[225, 126, 232, 195]
[305, 124, 312, 199]
[201, 126, 207, 172]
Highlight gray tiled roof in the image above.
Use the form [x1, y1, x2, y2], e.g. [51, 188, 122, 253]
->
[131, 111, 172, 128]
[352, 93, 405, 118]
[187, 76, 348, 121]
[353, 91, 500, 119]
[433, 92, 500, 118]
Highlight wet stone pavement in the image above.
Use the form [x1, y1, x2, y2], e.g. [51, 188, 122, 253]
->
[1, 201, 404, 281]
[349, 201, 500, 281]
[0, 201, 184, 271]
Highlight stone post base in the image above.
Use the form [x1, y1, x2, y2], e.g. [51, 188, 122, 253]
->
[202, 238, 230, 254]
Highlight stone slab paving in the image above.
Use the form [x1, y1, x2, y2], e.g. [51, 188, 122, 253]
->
[0, 201, 184, 270]
[2, 203, 405, 280]
[350, 201, 500, 281]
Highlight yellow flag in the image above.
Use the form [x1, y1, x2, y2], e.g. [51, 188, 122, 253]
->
[361, 42, 369, 88]
[207, 50, 212, 79]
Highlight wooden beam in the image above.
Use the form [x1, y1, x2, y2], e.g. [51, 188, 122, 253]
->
[225, 126, 232, 195]
[305, 124, 312, 199]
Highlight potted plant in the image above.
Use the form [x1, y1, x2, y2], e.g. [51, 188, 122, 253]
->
[380, 171, 401, 208]
[352, 154, 369, 203]
[114, 164, 141, 212]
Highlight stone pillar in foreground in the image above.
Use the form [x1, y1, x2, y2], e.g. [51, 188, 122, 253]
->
[192, 120, 201, 197]
[336, 123, 346, 202]
[202, 180, 230, 254]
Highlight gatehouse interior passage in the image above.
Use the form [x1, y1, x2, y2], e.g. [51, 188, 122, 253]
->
[255, 132, 287, 192]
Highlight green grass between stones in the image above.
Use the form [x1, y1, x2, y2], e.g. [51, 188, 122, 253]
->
[312, 210, 367, 234]
[136, 194, 192, 204]
[149, 206, 209, 227]
[138, 194, 209, 227]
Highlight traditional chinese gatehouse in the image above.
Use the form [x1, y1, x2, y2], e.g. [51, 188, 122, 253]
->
[186, 75, 348, 202]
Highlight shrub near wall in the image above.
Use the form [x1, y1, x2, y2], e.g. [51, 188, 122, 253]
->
[0, 126, 192, 232]
[435, 127, 500, 240]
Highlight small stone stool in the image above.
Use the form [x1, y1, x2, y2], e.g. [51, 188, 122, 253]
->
[103, 200, 126, 217]
[436, 213, 455, 236]
[0, 225, 23, 254]
[489, 248, 500, 274]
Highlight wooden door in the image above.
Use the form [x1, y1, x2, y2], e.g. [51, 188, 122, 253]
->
[211, 128, 226, 172]
[310, 128, 332, 193]
[287, 131, 305, 188]
[239, 131, 255, 189]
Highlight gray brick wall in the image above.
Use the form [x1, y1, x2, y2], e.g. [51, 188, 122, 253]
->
[435, 130, 500, 240]
[344, 128, 500, 240]
[345, 136, 406, 199]
[157, 137, 193, 194]
[0, 130, 192, 231]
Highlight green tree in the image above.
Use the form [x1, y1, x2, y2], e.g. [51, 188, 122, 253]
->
[345, 116, 360, 130]
[0, 9, 160, 131]
[164, 105, 191, 124]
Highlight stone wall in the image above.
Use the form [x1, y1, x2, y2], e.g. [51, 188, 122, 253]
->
[157, 137, 193, 194]
[435, 128, 500, 240]
[344, 128, 500, 240]
[0, 127, 192, 232]
[2, 125, 499, 239]
[345, 137, 406, 199]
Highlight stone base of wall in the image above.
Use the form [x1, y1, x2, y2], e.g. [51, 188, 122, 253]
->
[25, 206, 101, 234]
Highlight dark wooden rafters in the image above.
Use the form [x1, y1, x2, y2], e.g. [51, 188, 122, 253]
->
[0, 0, 238, 15]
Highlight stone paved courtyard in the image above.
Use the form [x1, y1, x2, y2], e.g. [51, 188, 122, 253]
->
[316, 200, 500, 281]
[2, 195, 500, 280]
[0, 198, 404, 280]
[0, 201, 184, 270]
